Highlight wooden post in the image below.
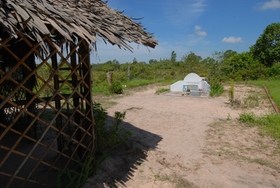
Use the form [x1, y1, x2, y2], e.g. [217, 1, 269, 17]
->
[127, 64, 130, 81]
[107, 71, 113, 86]
[79, 39, 95, 157]
[51, 50, 63, 151]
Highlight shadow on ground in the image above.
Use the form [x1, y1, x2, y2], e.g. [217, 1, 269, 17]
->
[85, 115, 162, 188]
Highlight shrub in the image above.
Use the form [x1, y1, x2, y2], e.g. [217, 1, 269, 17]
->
[58, 102, 131, 188]
[109, 81, 123, 94]
[239, 112, 256, 124]
[209, 82, 224, 97]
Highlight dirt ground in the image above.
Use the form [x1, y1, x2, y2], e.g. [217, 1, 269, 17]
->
[85, 84, 280, 188]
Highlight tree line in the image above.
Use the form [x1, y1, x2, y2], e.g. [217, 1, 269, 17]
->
[91, 23, 280, 94]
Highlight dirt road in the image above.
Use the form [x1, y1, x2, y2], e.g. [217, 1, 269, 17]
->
[87, 84, 280, 188]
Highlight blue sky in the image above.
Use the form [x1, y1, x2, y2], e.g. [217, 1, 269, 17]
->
[92, 0, 280, 64]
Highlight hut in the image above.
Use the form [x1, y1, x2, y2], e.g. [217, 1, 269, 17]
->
[170, 73, 210, 95]
[0, 0, 158, 187]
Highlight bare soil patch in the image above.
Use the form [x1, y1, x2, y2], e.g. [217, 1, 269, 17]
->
[86, 84, 280, 188]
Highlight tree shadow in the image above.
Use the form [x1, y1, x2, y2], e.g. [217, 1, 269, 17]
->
[87, 115, 162, 187]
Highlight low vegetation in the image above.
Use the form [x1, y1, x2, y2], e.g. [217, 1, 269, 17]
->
[57, 102, 131, 188]
[248, 78, 280, 109]
[155, 87, 169, 94]
[239, 112, 280, 142]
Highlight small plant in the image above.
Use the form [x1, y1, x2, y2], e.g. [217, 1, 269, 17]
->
[243, 94, 259, 108]
[58, 102, 131, 187]
[239, 112, 256, 124]
[154, 173, 172, 181]
[94, 102, 131, 154]
[227, 113, 232, 120]
[155, 87, 169, 94]
[209, 82, 224, 97]
[57, 154, 95, 188]
[228, 80, 235, 105]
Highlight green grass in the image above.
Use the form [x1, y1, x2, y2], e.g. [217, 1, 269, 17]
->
[243, 94, 259, 108]
[155, 87, 169, 94]
[248, 78, 280, 109]
[209, 82, 224, 97]
[125, 78, 165, 88]
[239, 112, 280, 142]
[92, 85, 110, 95]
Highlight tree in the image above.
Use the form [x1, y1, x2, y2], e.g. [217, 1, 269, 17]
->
[223, 50, 237, 60]
[221, 52, 259, 80]
[212, 50, 236, 63]
[149, 59, 158, 64]
[182, 52, 202, 72]
[132, 57, 138, 64]
[251, 22, 280, 67]
[170, 51, 177, 63]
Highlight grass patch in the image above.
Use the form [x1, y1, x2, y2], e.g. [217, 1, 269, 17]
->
[243, 94, 259, 108]
[248, 78, 280, 109]
[92, 85, 110, 95]
[126, 78, 164, 88]
[155, 87, 169, 94]
[209, 82, 224, 97]
[239, 112, 280, 142]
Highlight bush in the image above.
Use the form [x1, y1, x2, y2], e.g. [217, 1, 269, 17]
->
[209, 82, 224, 97]
[239, 112, 256, 124]
[58, 102, 131, 188]
[109, 81, 123, 94]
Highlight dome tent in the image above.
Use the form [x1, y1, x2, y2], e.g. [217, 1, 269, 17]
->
[170, 73, 210, 93]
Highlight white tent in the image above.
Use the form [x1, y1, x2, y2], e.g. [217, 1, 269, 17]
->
[170, 73, 210, 93]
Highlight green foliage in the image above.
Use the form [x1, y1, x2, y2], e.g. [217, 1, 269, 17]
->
[265, 64, 280, 78]
[57, 155, 95, 188]
[251, 22, 280, 67]
[155, 87, 169, 94]
[126, 78, 165, 87]
[221, 52, 260, 81]
[93, 102, 131, 154]
[181, 51, 202, 73]
[243, 94, 259, 108]
[170, 50, 177, 63]
[109, 80, 123, 94]
[36, 63, 53, 97]
[248, 78, 280, 109]
[239, 112, 280, 142]
[239, 112, 256, 124]
[209, 81, 224, 97]
[258, 113, 280, 140]
[90, 23, 280, 95]
[57, 102, 131, 188]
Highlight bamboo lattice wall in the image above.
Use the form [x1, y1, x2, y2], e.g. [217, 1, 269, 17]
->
[0, 30, 95, 187]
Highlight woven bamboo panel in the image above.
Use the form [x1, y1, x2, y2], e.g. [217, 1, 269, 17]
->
[0, 33, 95, 187]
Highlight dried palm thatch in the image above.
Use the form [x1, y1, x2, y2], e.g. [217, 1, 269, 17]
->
[0, 0, 158, 53]
[0, 0, 157, 187]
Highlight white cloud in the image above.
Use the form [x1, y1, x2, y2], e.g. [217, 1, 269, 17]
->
[221, 37, 243, 44]
[194, 25, 207, 37]
[255, 0, 280, 10]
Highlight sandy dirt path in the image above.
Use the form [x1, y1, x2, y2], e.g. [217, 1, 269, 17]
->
[87, 85, 280, 188]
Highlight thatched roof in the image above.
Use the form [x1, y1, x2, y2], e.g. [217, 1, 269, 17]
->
[0, 0, 158, 51]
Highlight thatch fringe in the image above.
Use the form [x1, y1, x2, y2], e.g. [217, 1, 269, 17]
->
[0, 0, 158, 53]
